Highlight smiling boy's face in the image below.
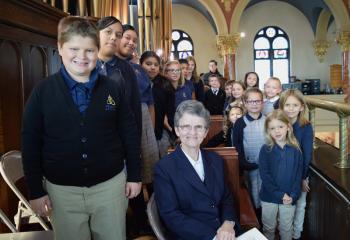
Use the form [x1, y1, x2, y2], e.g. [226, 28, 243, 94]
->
[264, 79, 281, 99]
[58, 35, 98, 82]
[209, 77, 220, 89]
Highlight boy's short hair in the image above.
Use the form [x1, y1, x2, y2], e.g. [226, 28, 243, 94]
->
[58, 16, 99, 48]
[225, 80, 235, 87]
[265, 77, 282, 88]
[209, 59, 218, 65]
[208, 74, 219, 81]
[243, 87, 263, 101]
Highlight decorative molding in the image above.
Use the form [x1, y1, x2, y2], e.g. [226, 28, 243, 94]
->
[216, 33, 240, 57]
[221, 0, 235, 12]
[313, 40, 331, 62]
[337, 31, 350, 51]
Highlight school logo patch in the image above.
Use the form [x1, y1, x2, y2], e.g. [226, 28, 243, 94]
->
[105, 94, 116, 111]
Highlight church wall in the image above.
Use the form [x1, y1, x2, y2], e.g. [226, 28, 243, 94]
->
[236, 0, 342, 88]
[172, 4, 222, 75]
[326, 21, 342, 73]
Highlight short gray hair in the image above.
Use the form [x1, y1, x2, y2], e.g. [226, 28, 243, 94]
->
[174, 100, 211, 128]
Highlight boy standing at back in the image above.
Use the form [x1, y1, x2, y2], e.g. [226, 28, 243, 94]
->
[232, 88, 265, 216]
[262, 77, 282, 116]
[204, 74, 226, 115]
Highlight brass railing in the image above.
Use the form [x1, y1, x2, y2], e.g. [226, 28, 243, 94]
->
[305, 96, 350, 168]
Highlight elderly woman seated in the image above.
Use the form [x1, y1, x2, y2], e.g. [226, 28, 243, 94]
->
[154, 100, 239, 240]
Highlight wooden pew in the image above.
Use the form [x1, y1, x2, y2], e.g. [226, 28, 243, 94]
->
[204, 147, 259, 230]
[202, 115, 224, 146]
[168, 147, 259, 230]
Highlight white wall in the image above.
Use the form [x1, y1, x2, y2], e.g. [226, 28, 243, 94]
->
[172, 4, 222, 74]
[326, 21, 342, 68]
[236, 0, 342, 89]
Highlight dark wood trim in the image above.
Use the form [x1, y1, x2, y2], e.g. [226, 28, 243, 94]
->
[0, 0, 67, 38]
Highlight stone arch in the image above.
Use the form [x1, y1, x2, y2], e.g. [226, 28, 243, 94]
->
[197, 0, 228, 34]
[230, 0, 250, 33]
[315, 9, 332, 40]
[324, 0, 350, 30]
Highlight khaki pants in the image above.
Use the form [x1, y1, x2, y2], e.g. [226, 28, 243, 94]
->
[46, 172, 128, 240]
[293, 191, 307, 239]
[261, 201, 296, 240]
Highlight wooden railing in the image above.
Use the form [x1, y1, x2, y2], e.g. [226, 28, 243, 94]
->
[305, 96, 350, 168]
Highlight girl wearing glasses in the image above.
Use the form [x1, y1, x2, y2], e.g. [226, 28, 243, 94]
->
[161, 60, 194, 145]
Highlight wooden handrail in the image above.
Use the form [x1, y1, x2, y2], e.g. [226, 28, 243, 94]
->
[305, 96, 350, 168]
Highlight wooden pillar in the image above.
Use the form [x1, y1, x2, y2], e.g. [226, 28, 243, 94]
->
[144, 0, 151, 50]
[216, 33, 240, 80]
[152, 0, 161, 51]
[137, 0, 145, 53]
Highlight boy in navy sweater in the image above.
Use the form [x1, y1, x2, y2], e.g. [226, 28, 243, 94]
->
[204, 74, 226, 115]
[22, 16, 140, 240]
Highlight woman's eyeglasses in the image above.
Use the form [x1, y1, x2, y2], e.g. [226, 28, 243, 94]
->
[178, 124, 207, 133]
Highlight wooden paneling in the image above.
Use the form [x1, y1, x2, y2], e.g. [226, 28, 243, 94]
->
[304, 139, 350, 239]
[0, 106, 3, 154]
[0, 0, 66, 233]
[0, 40, 23, 152]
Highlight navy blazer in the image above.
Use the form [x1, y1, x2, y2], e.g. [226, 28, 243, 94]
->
[154, 146, 238, 240]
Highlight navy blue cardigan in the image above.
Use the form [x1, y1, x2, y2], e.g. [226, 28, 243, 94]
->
[22, 72, 140, 199]
[154, 146, 238, 240]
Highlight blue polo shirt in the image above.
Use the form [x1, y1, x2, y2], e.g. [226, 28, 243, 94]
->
[175, 83, 193, 109]
[130, 62, 154, 105]
[60, 66, 98, 113]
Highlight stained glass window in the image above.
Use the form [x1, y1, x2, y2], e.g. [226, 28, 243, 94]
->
[254, 26, 290, 88]
[171, 29, 194, 60]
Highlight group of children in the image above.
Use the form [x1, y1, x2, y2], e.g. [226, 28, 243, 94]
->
[202, 71, 313, 240]
[21, 12, 314, 240]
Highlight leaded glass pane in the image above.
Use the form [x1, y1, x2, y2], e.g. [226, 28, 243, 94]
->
[258, 30, 264, 35]
[266, 27, 276, 38]
[183, 33, 188, 37]
[178, 40, 193, 51]
[256, 50, 269, 59]
[272, 37, 288, 49]
[273, 59, 289, 84]
[180, 51, 191, 59]
[171, 44, 174, 51]
[255, 60, 270, 89]
[274, 49, 287, 58]
[254, 37, 270, 49]
[278, 30, 284, 34]
[172, 31, 180, 41]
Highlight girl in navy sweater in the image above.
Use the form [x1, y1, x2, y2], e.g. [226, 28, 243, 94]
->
[279, 89, 313, 240]
[259, 110, 303, 240]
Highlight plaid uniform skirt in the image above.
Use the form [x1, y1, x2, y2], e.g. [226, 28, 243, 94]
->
[141, 103, 159, 184]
